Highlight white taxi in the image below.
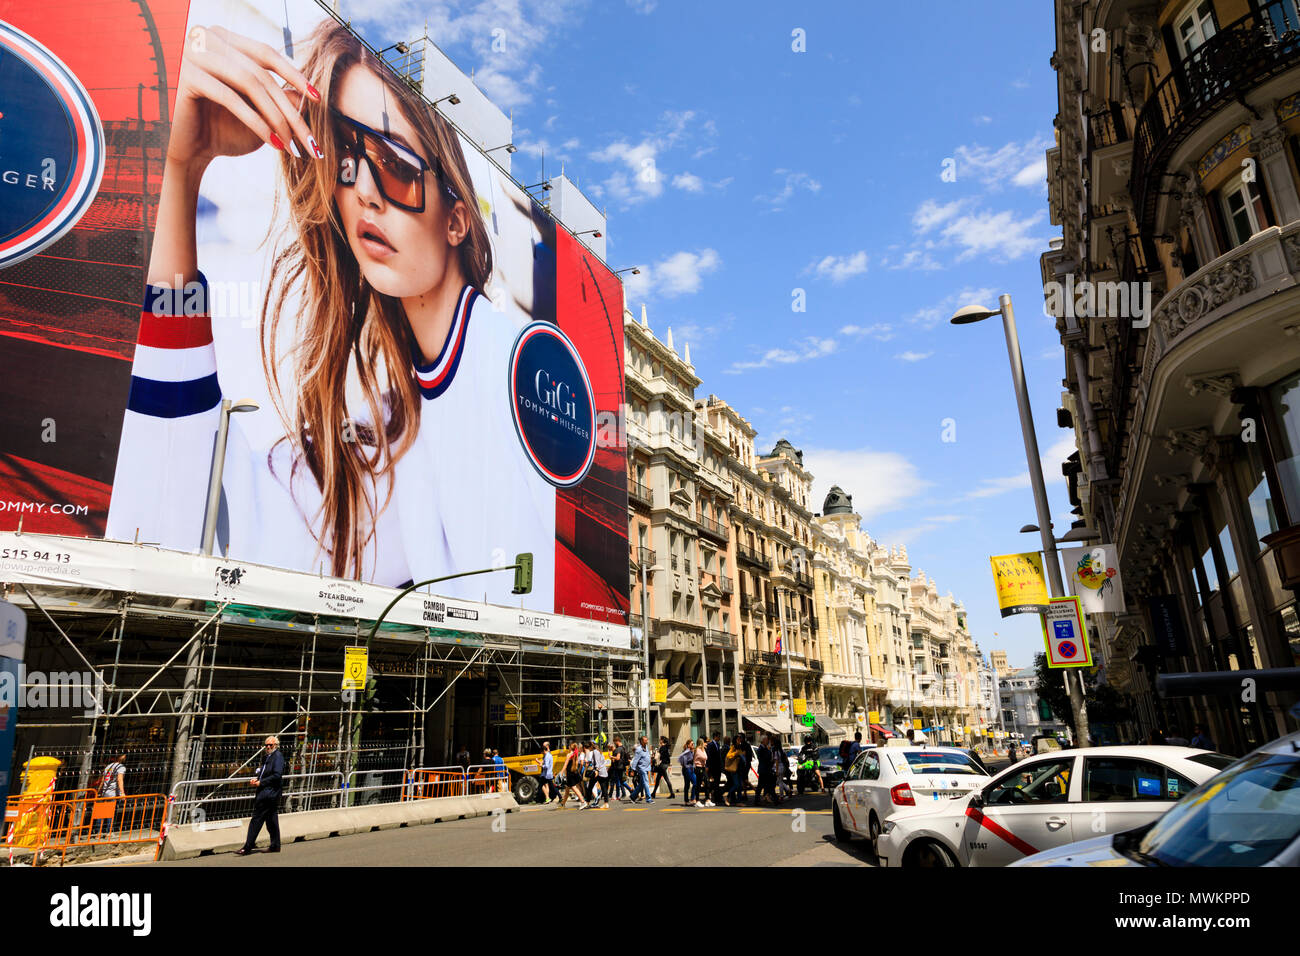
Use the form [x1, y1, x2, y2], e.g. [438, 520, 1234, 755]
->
[832, 746, 990, 851]
[874, 745, 1230, 867]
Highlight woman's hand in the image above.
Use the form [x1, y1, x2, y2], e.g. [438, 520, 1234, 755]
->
[167, 24, 321, 172]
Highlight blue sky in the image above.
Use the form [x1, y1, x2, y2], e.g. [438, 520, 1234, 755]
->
[341, 0, 1074, 669]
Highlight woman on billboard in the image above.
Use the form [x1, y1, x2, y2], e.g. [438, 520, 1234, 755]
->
[106, 18, 555, 606]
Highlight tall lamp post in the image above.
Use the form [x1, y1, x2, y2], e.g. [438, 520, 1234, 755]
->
[171, 398, 259, 789]
[951, 296, 1090, 747]
[640, 561, 663, 744]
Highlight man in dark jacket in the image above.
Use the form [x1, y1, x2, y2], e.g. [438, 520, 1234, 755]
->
[706, 731, 724, 805]
[756, 734, 776, 805]
[236, 736, 285, 855]
[651, 736, 675, 799]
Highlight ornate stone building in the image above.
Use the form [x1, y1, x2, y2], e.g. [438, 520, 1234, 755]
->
[1044, 0, 1300, 751]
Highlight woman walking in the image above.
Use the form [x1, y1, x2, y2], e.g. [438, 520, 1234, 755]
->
[651, 735, 675, 799]
[677, 740, 698, 807]
[724, 735, 743, 807]
[693, 738, 712, 807]
[559, 742, 586, 809]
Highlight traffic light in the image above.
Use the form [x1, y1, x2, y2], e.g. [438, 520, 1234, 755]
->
[513, 552, 533, 594]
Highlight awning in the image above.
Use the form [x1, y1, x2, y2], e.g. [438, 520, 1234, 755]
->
[813, 715, 842, 738]
[869, 723, 894, 737]
[742, 714, 787, 735]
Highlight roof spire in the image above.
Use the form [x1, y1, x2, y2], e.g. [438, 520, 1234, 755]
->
[666, 325, 675, 351]
[684, 341, 692, 366]
[640, 303, 648, 327]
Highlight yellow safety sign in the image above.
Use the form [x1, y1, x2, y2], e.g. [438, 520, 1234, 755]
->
[793, 698, 807, 716]
[343, 646, 368, 691]
[652, 678, 667, 703]
[868, 711, 879, 724]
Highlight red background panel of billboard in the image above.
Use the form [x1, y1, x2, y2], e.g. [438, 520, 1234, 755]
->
[552, 229, 629, 624]
[0, 0, 191, 535]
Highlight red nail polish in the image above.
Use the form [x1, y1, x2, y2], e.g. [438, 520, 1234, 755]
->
[307, 84, 321, 101]
[269, 134, 285, 151]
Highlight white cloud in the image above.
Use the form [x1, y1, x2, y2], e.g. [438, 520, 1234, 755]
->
[808, 250, 868, 283]
[885, 514, 965, 542]
[973, 115, 993, 125]
[894, 350, 933, 362]
[672, 172, 704, 192]
[884, 249, 942, 271]
[913, 198, 970, 232]
[953, 138, 1053, 189]
[591, 140, 662, 203]
[961, 434, 1078, 502]
[840, 323, 894, 341]
[627, 0, 657, 11]
[624, 248, 721, 301]
[756, 169, 821, 211]
[939, 207, 1047, 261]
[909, 286, 999, 329]
[727, 337, 837, 373]
[804, 448, 932, 522]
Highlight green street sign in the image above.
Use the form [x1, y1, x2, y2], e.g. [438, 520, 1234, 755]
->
[800, 713, 816, 727]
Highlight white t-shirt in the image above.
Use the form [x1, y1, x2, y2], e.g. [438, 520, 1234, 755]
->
[107, 281, 555, 609]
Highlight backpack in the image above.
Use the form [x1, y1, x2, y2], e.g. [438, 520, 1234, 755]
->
[838, 740, 851, 761]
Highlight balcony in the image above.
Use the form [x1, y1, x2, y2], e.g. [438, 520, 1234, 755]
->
[1086, 101, 1128, 151]
[736, 543, 767, 568]
[746, 649, 772, 668]
[717, 575, 734, 596]
[766, 602, 780, 620]
[704, 629, 735, 650]
[697, 513, 729, 544]
[808, 659, 823, 673]
[1131, 9, 1300, 231]
[629, 480, 653, 509]
[636, 547, 656, 568]
[793, 569, 813, 590]
[807, 611, 818, 632]
[740, 593, 758, 613]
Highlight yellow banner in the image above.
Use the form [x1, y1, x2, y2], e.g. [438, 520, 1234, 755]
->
[793, 698, 807, 715]
[652, 678, 667, 703]
[868, 711, 879, 724]
[912, 718, 923, 730]
[990, 552, 1050, 617]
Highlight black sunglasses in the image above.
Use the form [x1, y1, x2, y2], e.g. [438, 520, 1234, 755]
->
[330, 108, 459, 213]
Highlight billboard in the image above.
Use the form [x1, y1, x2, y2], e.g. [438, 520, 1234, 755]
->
[0, 0, 629, 629]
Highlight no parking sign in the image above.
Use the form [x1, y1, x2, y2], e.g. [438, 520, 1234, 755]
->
[1041, 596, 1093, 668]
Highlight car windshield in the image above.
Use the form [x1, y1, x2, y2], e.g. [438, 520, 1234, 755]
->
[1132, 751, 1300, 866]
[819, 747, 840, 761]
[900, 751, 983, 775]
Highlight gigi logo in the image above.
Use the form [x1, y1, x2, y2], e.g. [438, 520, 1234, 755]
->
[0, 22, 105, 268]
[510, 322, 595, 487]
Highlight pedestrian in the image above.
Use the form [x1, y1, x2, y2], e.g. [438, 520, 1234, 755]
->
[539, 741, 555, 803]
[849, 731, 863, 767]
[677, 739, 699, 807]
[492, 747, 507, 792]
[236, 736, 284, 856]
[736, 734, 752, 804]
[589, 741, 609, 808]
[693, 738, 711, 807]
[838, 736, 853, 776]
[706, 731, 724, 805]
[771, 735, 792, 801]
[92, 752, 128, 838]
[1146, 728, 1166, 746]
[560, 742, 587, 808]
[628, 735, 653, 803]
[756, 734, 776, 805]
[609, 735, 628, 800]
[724, 735, 743, 807]
[454, 743, 470, 772]
[651, 735, 676, 799]
[1190, 723, 1214, 750]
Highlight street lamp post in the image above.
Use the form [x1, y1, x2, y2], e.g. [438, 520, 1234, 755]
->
[640, 562, 662, 744]
[856, 648, 869, 734]
[776, 589, 796, 738]
[171, 398, 258, 789]
[951, 295, 1090, 747]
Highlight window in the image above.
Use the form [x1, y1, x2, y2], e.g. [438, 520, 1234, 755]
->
[1174, 0, 1217, 59]
[1221, 175, 1268, 247]
[1083, 757, 1195, 802]
[1218, 524, 1237, 580]
[1245, 446, 1280, 550]
[985, 756, 1074, 805]
[1200, 545, 1219, 593]
[1264, 0, 1300, 39]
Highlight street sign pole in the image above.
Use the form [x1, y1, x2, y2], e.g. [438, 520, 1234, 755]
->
[776, 590, 795, 739]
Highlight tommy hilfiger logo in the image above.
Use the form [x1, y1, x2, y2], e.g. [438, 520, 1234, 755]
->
[509, 322, 596, 488]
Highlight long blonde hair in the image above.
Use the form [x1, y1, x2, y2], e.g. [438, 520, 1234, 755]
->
[260, 20, 492, 579]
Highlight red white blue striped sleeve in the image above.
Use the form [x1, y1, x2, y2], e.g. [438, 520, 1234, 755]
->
[105, 274, 223, 549]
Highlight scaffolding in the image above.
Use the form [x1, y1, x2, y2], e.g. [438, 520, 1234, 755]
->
[3, 583, 641, 799]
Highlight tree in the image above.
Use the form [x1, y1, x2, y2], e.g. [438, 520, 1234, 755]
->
[1034, 653, 1132, 739]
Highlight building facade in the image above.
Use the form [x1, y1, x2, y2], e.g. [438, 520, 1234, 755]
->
[1045, 0, 1300, 753]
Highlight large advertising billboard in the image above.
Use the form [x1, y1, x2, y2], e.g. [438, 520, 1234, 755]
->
[0, 0, 629, 630]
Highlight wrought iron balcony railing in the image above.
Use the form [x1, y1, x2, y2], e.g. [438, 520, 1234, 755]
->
[1131, 9, 1300, 231]
[629, 480, 653, 508]
[736, 543, 767, 567]
[697, 513, 729, 543]
[717, 575, 734, 595]
[636, 546, 657, 567]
